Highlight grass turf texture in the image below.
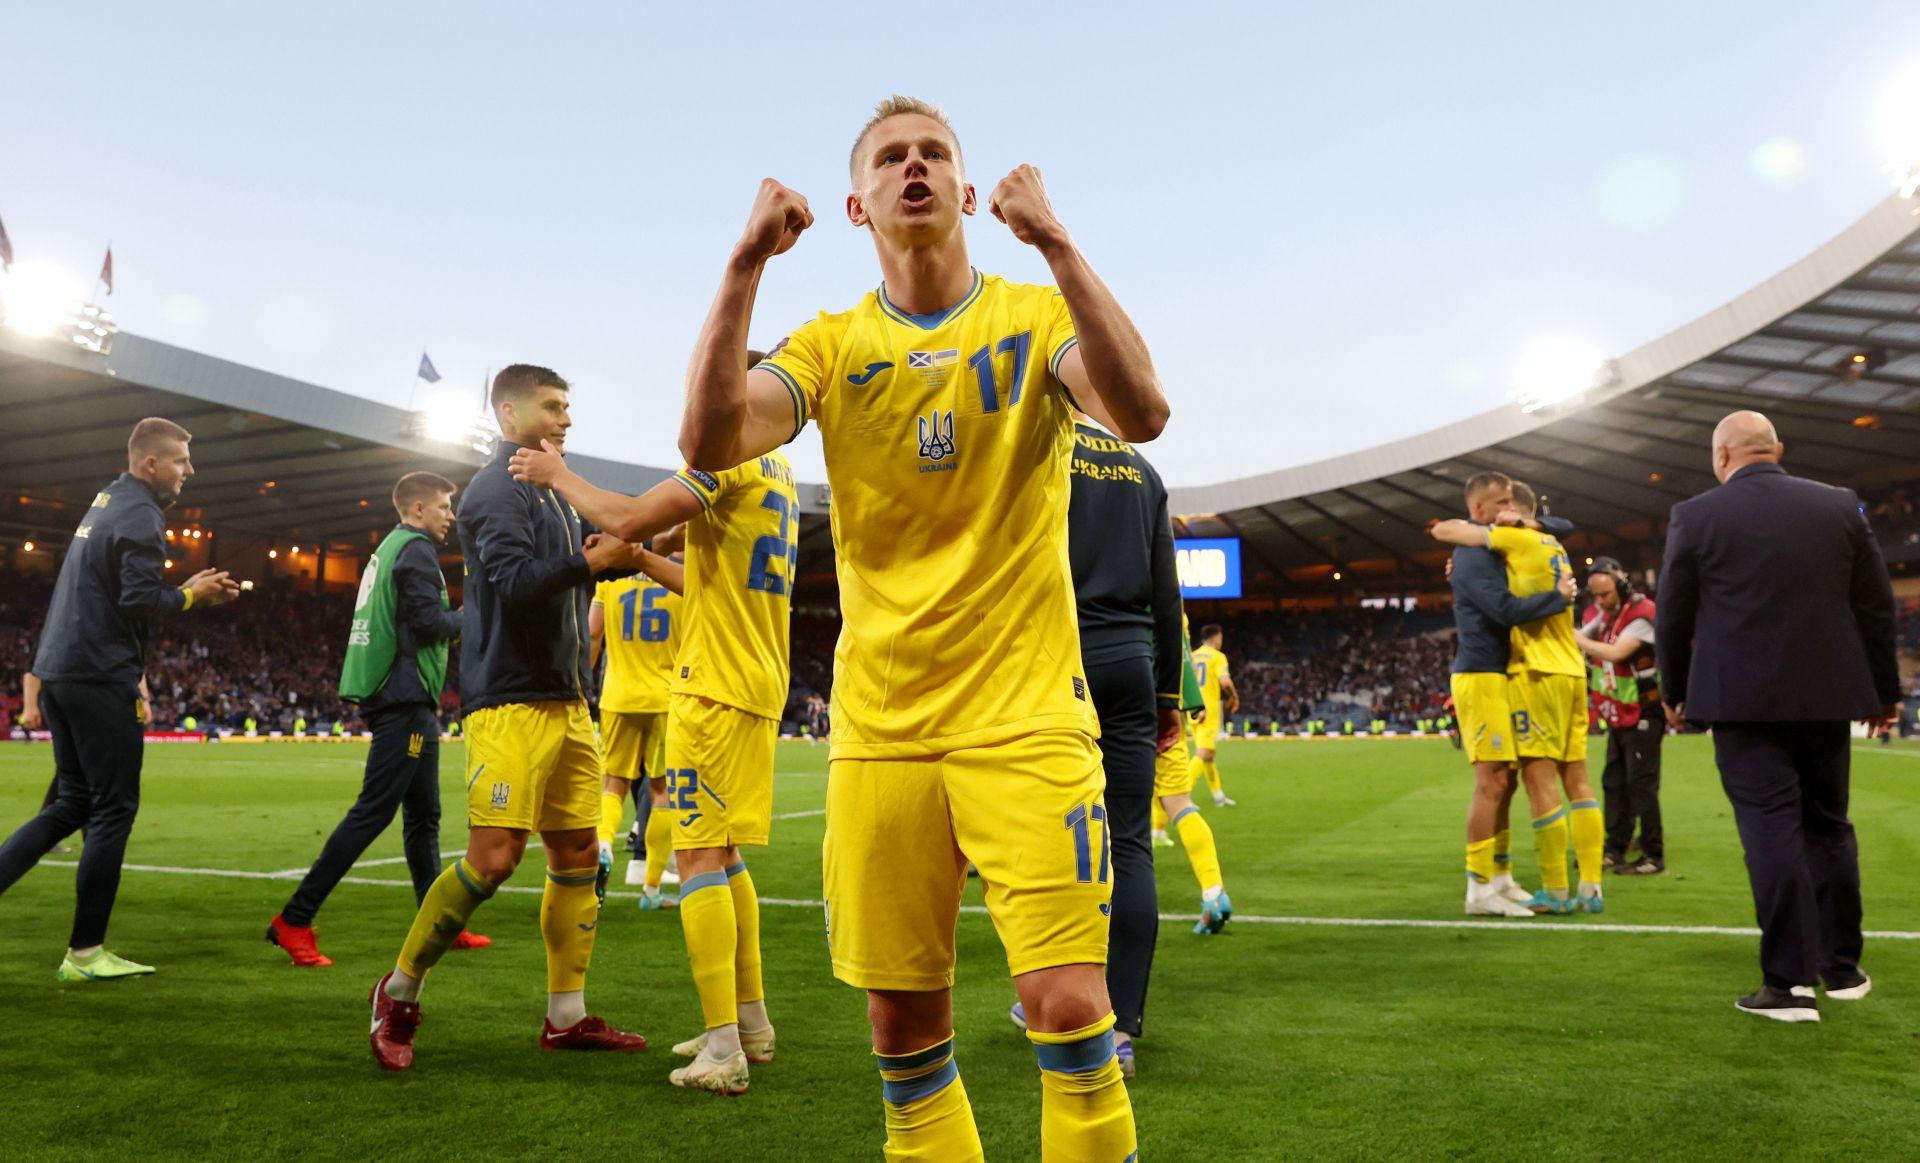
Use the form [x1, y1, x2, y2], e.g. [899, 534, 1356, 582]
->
[4, 736, 1920, 1161]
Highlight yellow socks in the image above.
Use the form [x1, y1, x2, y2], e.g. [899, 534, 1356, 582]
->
[644, 807, 672, 888]
[1493, 827, 1513, 877]
[1569, 799, 1604, 885]
[877, 1033, 983, 1162]
[396, 857, 496, 980]
[726, 862, 764, 1009]
[1532, 806, 1570, 893]
[598, 791, 626, 846]
[1466, 837, 1496, 884]
[1028, 1014, 1138, 1163]
[540, 865, 601, 993]
[1171, 805, 1223, 892]
[1190, 755, 1223, 797]
[679, 869, 738, 1029]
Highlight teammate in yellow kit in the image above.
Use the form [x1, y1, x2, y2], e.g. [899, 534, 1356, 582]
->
[676, 96, 1168, 1161]
[1189, 625, 1239, 807]
[1433, 481, 1604, 915]
[590, 552, 684, 909]
[1157, 619, 1231, 933]
[513, 397, 797, 1096]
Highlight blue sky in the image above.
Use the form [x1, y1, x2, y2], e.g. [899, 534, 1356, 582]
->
[5, 2, 1920, 486]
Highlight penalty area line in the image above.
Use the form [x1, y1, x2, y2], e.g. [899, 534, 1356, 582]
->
[38, 860, 1920, 940]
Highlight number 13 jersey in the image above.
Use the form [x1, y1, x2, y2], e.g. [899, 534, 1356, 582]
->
[668, 452, 798, 720]
[762, 269, 1099, 759]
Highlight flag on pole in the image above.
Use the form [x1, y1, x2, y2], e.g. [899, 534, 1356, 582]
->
[99, 246, 114, 295]
[0, 215, 13, 272]
[417, 351, 442, 383]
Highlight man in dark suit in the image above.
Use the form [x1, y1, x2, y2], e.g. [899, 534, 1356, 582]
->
[1656, 410, 1900, 1023]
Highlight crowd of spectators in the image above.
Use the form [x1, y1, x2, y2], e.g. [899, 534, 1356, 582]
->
[9, 566, 1920, 738]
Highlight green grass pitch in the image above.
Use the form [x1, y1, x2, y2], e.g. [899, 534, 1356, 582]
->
[4, 735, 1920, 1161]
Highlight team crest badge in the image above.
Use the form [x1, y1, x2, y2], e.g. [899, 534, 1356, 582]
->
[491, 782, 510, 810]
[917, 410, 956, 468]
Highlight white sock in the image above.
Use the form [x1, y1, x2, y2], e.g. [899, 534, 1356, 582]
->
[385, 969, 423, 1002]
[703, 1022, 743, 1061]
[548, 989, 586, 1027]
[736, 999, 770, 1034]
[1579, 881, 1603, 898]
[69, 945, 103, 961]
[1201, 885, 1223, 902]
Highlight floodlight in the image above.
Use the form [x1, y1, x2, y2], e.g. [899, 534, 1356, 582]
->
[1881, 64, 1920, 197]
[410, 391, 495, 455]
[1510, 338, 1615, 414]
[0, 261, 85, 338]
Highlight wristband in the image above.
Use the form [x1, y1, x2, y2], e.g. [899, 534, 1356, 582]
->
[179, 585, 195, 611]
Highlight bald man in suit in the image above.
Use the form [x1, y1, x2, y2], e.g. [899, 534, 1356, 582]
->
[1657, 411, 1900, 1023]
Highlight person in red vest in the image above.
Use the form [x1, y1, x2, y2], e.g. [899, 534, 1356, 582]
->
[1576, 557, 1664, 875]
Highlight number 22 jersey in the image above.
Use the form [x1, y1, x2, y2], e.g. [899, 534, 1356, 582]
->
[762, 269, 1099, 759]
[668, 452, 798, 720]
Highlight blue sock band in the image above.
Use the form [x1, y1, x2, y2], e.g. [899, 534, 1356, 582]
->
[1032, 1030, 1116, 1075]
[680, 870, 729, 895]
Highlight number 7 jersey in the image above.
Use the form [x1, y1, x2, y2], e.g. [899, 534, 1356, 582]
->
[668, 453, 798, 720]
[761, 269, 1099, 758]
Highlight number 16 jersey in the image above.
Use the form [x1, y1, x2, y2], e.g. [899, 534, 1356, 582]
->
[762, 269, 1099, 759]
[668, 452, 798, 720]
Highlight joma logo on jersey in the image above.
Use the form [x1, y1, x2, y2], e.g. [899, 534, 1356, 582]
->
[916, 410, 956, 471]
[847, 361, 893, 385]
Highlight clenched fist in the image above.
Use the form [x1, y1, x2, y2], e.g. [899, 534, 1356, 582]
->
[988, 165, 1068, 250]
[738, 179, 814, 263]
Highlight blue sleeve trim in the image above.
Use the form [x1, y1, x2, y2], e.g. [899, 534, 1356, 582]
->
[669, 475, 714, 511]
[761, 361, 809, 440]
[1049, 336, 1080, 379]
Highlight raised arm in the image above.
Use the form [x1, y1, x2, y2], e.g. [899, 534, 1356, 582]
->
[989, 166, 1167, 442]
[510, 450, 705, 546]
[681, 180, 817, 471]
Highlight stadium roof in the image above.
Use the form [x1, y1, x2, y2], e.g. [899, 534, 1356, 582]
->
[0, 331, 832, 560]
[1168, 191, 1920, 592]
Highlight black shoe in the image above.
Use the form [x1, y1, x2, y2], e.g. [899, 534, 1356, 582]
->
[1736, 984, 1819, 1023]
[1824, 969, 1872, 1000]
[1625, 857, 1665, 876]
[1602, 852, 1624, 873]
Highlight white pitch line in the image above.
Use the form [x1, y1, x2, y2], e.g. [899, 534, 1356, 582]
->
[37, 859, 1920, 940]
[772, 808, 826, 821]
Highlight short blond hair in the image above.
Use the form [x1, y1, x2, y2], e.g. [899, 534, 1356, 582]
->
[849, 95, 962, 180]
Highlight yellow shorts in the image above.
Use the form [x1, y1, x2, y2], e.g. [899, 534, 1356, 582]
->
[1450, 672, 1517, 764]
[823, 729, 1111, 992]
[1194, 706, 1223, 754]
[1154, 728, 1195, 799]
[665, 693, 777, 851]
[601, 710, 669, 784]
[1512, 672, 1588, 763]
[464, 701, 603, 832]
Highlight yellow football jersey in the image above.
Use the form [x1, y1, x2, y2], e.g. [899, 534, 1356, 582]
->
[667, 453, 796, 720]
[593, 575, 681, 714]
[762, 269, 1097, 758]
[1192, 644, 1229, 709]
[1485, 524, 1584, 678]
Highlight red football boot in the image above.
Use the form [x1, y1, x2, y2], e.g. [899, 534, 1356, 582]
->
[369, 972, 423, 1071]
[540, 1015, 648, 1053]
[265, 914, 332, 967]
[450, 929, 492, 950]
